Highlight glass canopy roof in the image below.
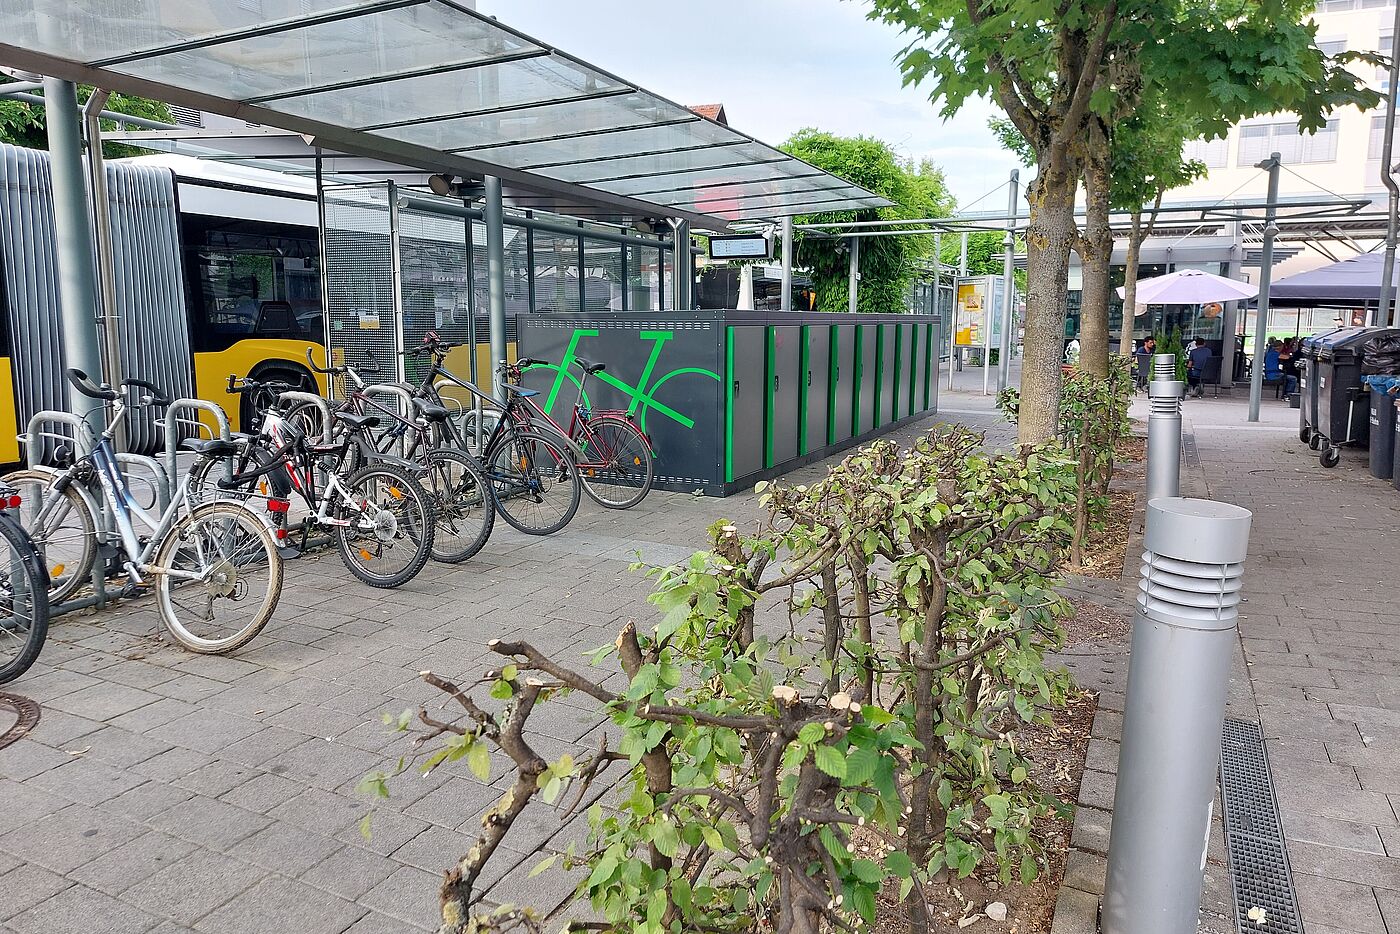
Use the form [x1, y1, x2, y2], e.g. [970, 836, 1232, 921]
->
[0, 0, 890, 225]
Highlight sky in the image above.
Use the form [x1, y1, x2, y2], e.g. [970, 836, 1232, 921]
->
[476, 0, 1023, 212]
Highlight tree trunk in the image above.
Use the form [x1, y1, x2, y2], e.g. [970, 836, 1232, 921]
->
[1018, 152, 1080, 446]
[1116, 214, 1144, 355]
[1077, 137, 1112, 378]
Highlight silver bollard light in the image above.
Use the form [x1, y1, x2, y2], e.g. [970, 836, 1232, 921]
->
[1102, 497, 1253, 934]
[1147, 353, 1185, 502]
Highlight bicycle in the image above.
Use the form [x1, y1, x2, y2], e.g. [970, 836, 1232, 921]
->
[0, 482, 49, 683]
[400, 337, 581, 536]
[191, 375, 437, 589]
[278, 352, 494, 564]
[512, 355, 654, 509]
[3, 370, 282, 654]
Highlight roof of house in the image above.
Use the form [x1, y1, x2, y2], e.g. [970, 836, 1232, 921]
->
[689, 104, 728, 125]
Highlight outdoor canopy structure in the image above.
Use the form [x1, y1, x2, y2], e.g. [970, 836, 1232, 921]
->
[0, 0, 889, 227]
[1269, 252, 1400, 308]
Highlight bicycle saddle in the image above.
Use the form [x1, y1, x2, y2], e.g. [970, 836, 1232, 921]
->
[333, 411, 380, 431]
[500, 383, 539, 398]
[189, 438, 240, 458]
[574, 358, 606, 375]
[412, 398, 450, 422]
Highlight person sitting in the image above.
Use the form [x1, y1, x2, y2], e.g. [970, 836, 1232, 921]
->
[1263, 339, 1297, 395]
[1186, 338, 1213, 398]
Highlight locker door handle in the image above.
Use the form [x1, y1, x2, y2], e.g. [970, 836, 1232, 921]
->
[774, 374, 780, 392]
[733, 379, 741, 396]
[807, 370, 812, 387]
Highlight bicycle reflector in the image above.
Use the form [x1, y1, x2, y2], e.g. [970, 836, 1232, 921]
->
[266, 498, 291, 513]
[2, 493, 19, 508]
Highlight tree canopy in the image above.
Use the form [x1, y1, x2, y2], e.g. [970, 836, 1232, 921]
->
[868, 0, 1380, 442]
[782, 129, 954, 313]
[0, 78, 171, 158]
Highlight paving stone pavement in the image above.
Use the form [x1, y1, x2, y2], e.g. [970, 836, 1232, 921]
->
[0, 406, 1014, 934]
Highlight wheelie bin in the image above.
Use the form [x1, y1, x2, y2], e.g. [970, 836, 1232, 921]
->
[1314, 327, 1400, 467]
[1298, 327, 1344, 448]
[1392, 397, 1400, 492]
[1370, 380, 1399, 479]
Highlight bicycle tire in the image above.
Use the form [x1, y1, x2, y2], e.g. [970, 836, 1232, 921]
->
[421, 447, 495, 564]
[187, 445, 293, 530]
[485, 429, 580, 536]
[575, 415, 654, 510]
[154, 501, 283, 655]
[0, 514, 50, 684]
[335, 463, 435, 588]
[1, 469, 96, 605]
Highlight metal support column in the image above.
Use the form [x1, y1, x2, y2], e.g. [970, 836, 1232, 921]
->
[1248, 153, 1281, 423]
[999, 169, 1019, 394]
[670, 219, 691, 311]
[780, 215, 794, 312]
[83, 88, 126, 449]
[959, 232, 968, 277]
[1147, 354, 1184, 502]
[1103, 498, 1253, 934]
[1379, 0, 1400, 328]
[44, 78, 104, 420]
[484, 175, 508, 403]
[847, 237, 859, 314]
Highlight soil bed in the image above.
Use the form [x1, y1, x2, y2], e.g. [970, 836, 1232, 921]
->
[868, 689, 1098, 932]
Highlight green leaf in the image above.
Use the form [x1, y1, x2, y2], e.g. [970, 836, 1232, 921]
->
[542, 775, 563, 805]
[528, 855, 557, 878]
[1021, 852, 1039, 884]
[500, 664, 518, 680]
[798, 722, 826, 745]
[845, 745, 879, 785]
[1011, 765, 1028, 784]
[489, 679, 514, 700]
[886, 850, 914, 879]
[850, 884, 877, 924]
[851, 859, 883, 884]
[587, 852, 619, 887]
[652, 819, 680, 859]
[815, 745, 847, 779]
[358, 812, 373, 841]
[467, 741, 491, 782]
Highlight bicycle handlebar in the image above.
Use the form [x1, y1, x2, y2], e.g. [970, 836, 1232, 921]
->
[122, 378, 172, 407]
[66, 368, 120, 402]
[306, 347, 380, 378]
[226, 375, 295, 396]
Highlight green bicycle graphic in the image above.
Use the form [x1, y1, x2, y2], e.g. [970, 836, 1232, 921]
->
[531, 329, 721, 434]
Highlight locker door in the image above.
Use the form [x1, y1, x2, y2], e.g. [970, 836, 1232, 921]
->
[879, 324, 897, 426]
[909, 323, 927, 415]
[857, 324, 878, 436]
[803, 326, 831, 455]
[767, 326, 801, 467]
[831, 325, 855, 444]
[727, 327, 765, 482]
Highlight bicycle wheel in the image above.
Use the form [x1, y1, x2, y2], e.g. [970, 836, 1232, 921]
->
[576, 416, 654, 510]
[486, 429, 580, 536]
[154, 502, 283, 655]
[334, 463, 434, 588]
[1, 469, 96, 605]
[421, 448, 495, 564]
[0, 514, 50, 684]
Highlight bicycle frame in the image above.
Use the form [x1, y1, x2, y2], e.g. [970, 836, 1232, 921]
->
[39, 421, 207, 588]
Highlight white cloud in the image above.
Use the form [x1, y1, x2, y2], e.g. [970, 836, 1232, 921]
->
[477, 0, 1024, 211]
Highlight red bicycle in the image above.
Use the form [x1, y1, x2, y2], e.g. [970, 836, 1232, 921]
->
[511, 356, 655, 509]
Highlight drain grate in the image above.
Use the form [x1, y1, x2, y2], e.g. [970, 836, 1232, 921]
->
[1220, 718, 1303, 934]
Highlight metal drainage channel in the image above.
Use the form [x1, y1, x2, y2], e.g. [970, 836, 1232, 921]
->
[1219, 718, 1303, 934]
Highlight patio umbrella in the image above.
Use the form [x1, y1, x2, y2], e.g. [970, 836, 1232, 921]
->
[1117, 269, 1259, 311]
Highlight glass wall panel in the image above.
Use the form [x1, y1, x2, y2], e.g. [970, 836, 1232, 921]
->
[531, 230, 582, 313]
[581, 237, 624, 311]
[626, 244, 661, 310]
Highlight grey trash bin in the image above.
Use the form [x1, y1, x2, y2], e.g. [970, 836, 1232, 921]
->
[1371, 387, 1397, 480]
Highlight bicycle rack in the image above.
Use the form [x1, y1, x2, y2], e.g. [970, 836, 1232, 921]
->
[364, 383, 419, 458]
[19, 411, 124, 617]
[163, 398, 233, 494]
[277, 391, 335, 445]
